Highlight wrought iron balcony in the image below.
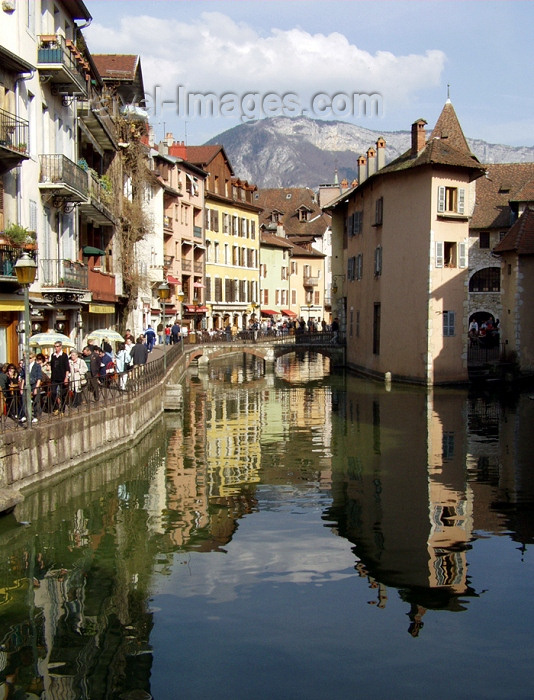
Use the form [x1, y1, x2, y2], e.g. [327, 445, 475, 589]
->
[303, 275, 319, 287]
[78, 171, 114, 224]
[77, 91, 117, 151]
[39, 154, 89, 201]
[0, 244, 37, 282]
[37, 34, 88, 97]
[39, 258, 88, 291]
[0, 108, 29, 173]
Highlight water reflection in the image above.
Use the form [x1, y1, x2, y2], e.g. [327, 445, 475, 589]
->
[0, 353, 533, 698]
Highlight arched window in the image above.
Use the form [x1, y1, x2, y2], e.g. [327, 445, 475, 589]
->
[469, 267, 500, 292]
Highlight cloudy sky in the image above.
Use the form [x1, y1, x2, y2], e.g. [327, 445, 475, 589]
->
[84, 1, 534, 147]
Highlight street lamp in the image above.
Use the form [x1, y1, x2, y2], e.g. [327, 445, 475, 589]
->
[157, 280, 170, 371]
[14, 252, 37, 426]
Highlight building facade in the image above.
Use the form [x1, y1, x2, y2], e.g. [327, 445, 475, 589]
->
[326, 102, 485, 384]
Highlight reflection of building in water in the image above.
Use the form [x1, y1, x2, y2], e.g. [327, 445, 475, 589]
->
[327, 383, 478, 630]
[427, 390, 473, 592]
[467, 392, 534, 546]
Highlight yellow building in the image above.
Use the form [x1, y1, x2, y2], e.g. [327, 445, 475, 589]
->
[187, 146, 261, 332]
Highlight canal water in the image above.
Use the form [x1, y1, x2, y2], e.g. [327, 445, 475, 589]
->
[1, 351, 533, 699]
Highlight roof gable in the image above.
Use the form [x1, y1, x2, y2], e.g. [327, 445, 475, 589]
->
[493, 206, 534, 256]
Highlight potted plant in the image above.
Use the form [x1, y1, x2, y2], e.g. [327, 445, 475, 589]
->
[3, 222, 31, 247]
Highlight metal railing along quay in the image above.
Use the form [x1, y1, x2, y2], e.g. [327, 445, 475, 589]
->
[0, 331, 343, 433]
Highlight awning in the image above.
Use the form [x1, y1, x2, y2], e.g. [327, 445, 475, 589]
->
[83, 245, 106, 256]
[167, 275, 180, 284]
[0, 299, 24, 311]
[281, 309, 297, 317]
[184, 304, 208, 313]
[193, 282, 205, 288]
[89, 303, 115, 314]
[261, 309, 278, 316]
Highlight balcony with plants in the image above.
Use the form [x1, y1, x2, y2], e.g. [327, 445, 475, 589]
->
[38, 154, 89, 201]
[77, 160, 114, 224]
[37, 34, 88, 97]
[0, 224, 37, 282]
[0, 108, 29, 173]
[39, 258, 88, 292]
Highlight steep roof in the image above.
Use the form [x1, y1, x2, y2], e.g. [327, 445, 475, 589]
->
[470, 163, 534, 229]
[493, 206, 534, 255]
[256, 187, 330, 238]
[430, 99, 471, 153]
[379, 135, 484, 178]
[186, 145, 234, 174]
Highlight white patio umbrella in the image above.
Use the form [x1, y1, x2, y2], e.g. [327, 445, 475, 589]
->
[29, 331, 75, 348]
[87, 328, 124, 343]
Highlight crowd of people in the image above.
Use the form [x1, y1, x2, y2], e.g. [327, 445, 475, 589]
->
[1, 318, 340, 427]
[468, 317, 500, 348]
[0, 330, 158, 426]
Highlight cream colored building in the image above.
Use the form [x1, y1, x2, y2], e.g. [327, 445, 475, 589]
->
[326, 101, 485, 384]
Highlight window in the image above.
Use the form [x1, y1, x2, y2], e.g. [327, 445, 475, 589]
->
[373, 303, 381, 355]
[437, 186, 465, 215]
[348, 210, 363, 236]
[469, 267, 500, 292]
[347, 256, 355, 281]
[436, 241, 466, 268]
[479, 231, 490, 249]
[374, 246, 382, 276]
[374, 197, 383, 226]
[443, 310, 455, 337]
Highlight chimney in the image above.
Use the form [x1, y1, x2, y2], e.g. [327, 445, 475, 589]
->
[411, 119, 427, 157]
[350, 179, 358, 188]
[367, 147, 376, 177]
[376, 137, 386, 170]
[168, 140, 187, 159]
[358, 155, 367, 184]
[166, 132, 174, 147]
[340, 178, 349, 191]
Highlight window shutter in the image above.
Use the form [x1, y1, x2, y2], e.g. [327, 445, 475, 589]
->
[458, 188, 465, 215]
[436, 241, 444, 268]
[374, 246, 382, 275]
[438, 186, 446, 213]
[459, 242, 467, 268]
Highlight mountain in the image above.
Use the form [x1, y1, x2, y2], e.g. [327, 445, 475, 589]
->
[205, 116, 534, 189]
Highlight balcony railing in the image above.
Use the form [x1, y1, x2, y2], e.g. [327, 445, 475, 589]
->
[194, 261, 203, 274]
[181, 259, 192, 272]
[37, 34, 88, 97]
[163, 255, 174, 268]
[79, 171, 114, 224]
[39, 154, 89, 200]
[0, 245, 37, 280]
[40, 258, 88, 290]
[164, 215, 173, 231]
[0, 108, 29, 157]
[303, 275, 319, 287]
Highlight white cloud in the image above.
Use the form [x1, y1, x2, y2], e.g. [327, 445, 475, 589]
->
[85, 11, 445, 116]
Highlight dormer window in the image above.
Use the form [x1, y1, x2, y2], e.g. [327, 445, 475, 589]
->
[297, 206, 312, 222]
[271, 210, 283, 224]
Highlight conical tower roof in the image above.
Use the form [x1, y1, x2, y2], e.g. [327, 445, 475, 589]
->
[430, 99, 472, 154]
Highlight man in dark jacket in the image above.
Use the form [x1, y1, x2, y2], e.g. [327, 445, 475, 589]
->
[131, 336, 148, 366]
[50, 341, 70, 414]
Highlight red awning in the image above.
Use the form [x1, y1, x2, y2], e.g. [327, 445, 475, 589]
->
[281, 309, 297, 317]
[184, 304, 208, 313]
[167, 275, 180, 284]
[261, 309, 278, 316]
